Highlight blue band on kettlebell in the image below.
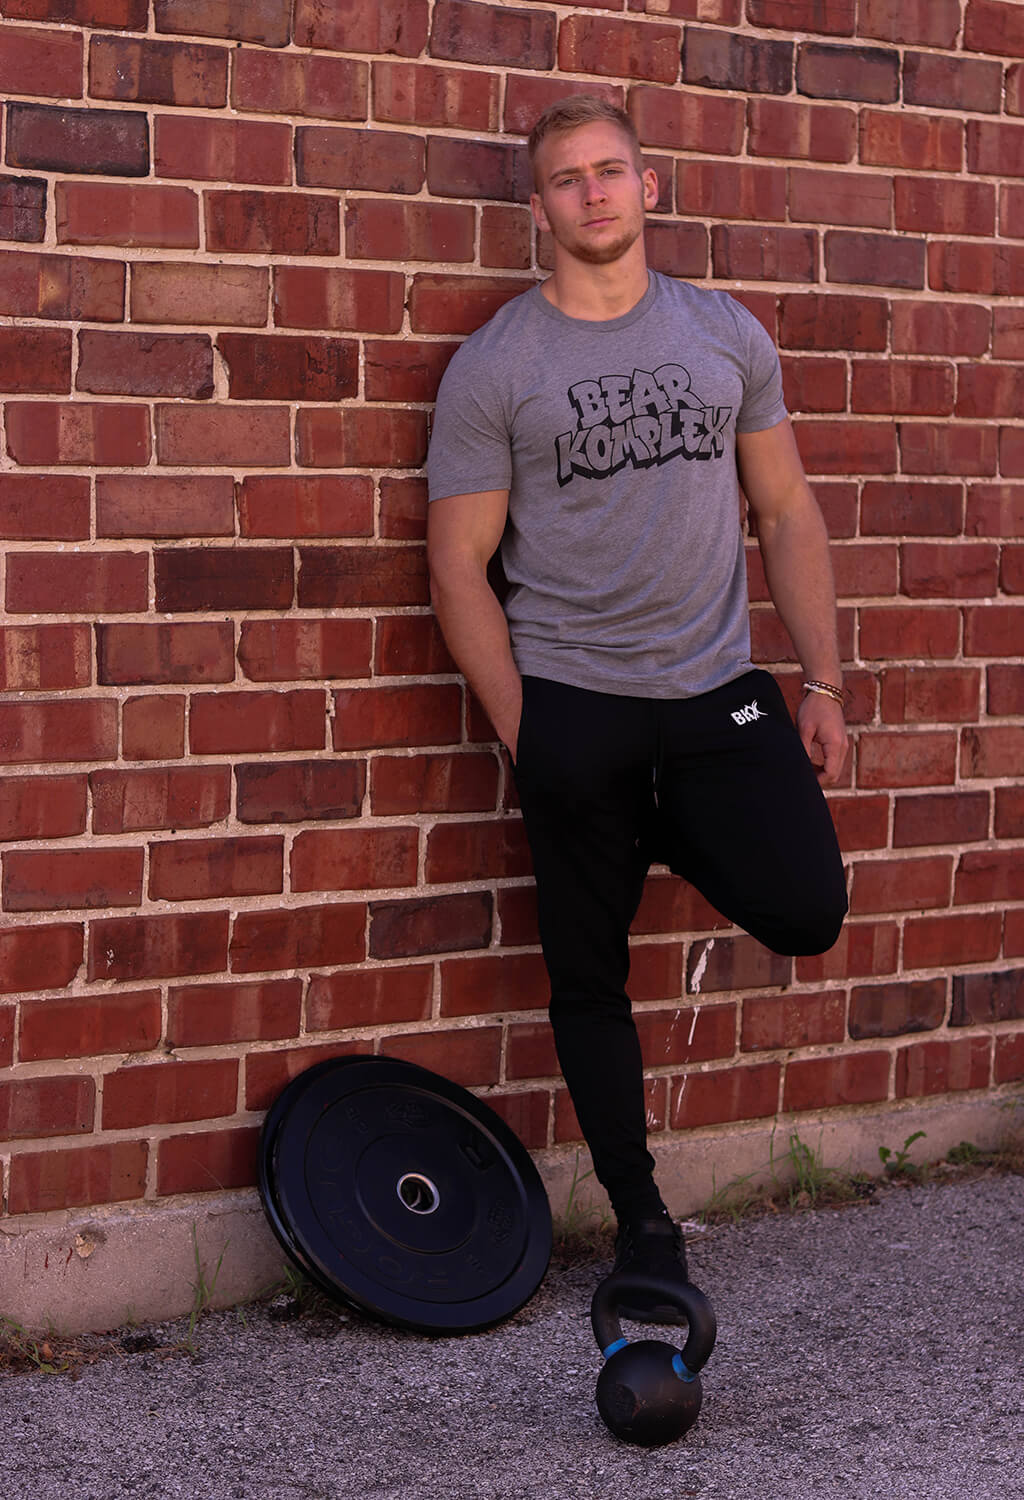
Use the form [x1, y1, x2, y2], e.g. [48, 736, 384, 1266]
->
[672, 1353, 696, 1382]
[602, 1338, 630, 1360]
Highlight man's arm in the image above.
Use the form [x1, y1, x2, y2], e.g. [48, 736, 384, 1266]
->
[736, 418, 848, 786]
[426, 489, 522, 758]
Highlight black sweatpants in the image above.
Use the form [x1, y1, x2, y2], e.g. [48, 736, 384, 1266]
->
[512, 668, 848, 1222]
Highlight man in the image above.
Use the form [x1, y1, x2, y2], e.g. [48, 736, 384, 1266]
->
[426, 96, 848, 1321]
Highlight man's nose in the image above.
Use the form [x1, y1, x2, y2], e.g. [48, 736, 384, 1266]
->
[582, 173, 607, 201]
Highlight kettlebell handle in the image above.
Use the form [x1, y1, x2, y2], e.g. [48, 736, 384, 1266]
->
[590, 1272, 717, 1376]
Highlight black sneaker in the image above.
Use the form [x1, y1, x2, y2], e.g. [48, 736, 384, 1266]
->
[611, 1214, 690, 1325]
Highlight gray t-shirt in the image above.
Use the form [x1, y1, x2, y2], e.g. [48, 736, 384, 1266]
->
[427, 271, 788, 698]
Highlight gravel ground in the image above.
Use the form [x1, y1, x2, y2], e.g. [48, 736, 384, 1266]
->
[3, 1172, 1022, 1500]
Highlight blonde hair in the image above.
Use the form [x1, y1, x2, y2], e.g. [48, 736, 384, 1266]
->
[528, 95, 642, 184]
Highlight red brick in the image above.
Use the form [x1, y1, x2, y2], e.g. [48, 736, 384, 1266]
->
[20, 989, 160, 1062]
[273, 266, 403, 333]
[503, 75, 624, 136]
[408, 273, 532, 335]
[218, 332, 357, 402]
[636, 1001, 736, 1066]
[155, 116, 290, 187]
[157, 1126, 260, 1195]
[683, 934, 790, 994]
[296, 407, 427, 469]
[683, 27, 792, 94]
[899, 423, 998, 478]
[671, 1061, 781, 1129]
[849, 855, 952, 914]
[291, 826, 418, 893]
[828, 793, 888, 851]
[630, 85, 743, 155]
[0, 698, 117, 765]
[154, 0, 289, 43]
[232, 49, 367, 121]
[361, 340, 458, 405]
[306, 965, 433, 1031]
[380, 476, 428, 542]
[103, 1057, 237, 1129]
[122, 694, 185, 760]
[5, 551, 147, 615]
[96, 475, 231, 539]
[238, 619, 371, 683]
[13, 1, 144, 32]
[897, 180, 994, 244]
[793, 420, 897, 475]
[189, 690, 325, 754]
[892, 302, 990, 359]
[783, 1050, 890, 1112]
[1002, 430, 1024, 479]
[243, 1041, 366, 1112]
[5, 401, 150, 466]
[1000, 184, 1024, 242]
[747, 96, 855, 162]
[780, 356, 846, 414]
[8, 1140, 148, 1215]
[859, 606, 961, 660]
[76, 330, 212, 399]
[425, 820, 531, 885]
[155, 404, 290, 466]
[0, 922, 82, 996]
[0, 249, 123, 325]
[345, 199, 474, 265]
[294, 0, 429, 56]
[903, 912, 1002, 971]
[91, 766, 230, 835]
[374, 615, 454, 677]
[0, 176, 46, 244]
[0, 327, 71, 394]
[205, 190, 338, 256]
[857, 730, 956, 789]
[373, 60, 496, 130]
[480, 205, 532, 270]
[961, 725, 1024, 780]
[971, 486, 1024, 540]
[235, 758, 364, 824]
[430, 0, 554, 69]
[929, 240, 1024, 298]
[89, 910, 229, 982]
[369, 891, 492, 958]
[297, 127, 423, 195]
[966, 1, 1024, 58]
[848, 977, 945, 1038]
[830, 542, 898, 598]
[748, 0, 853, 31]
[952, 967, 1024, 1026]
[0, 773, 86, 841]
[995, 786, 1024, 838]
[385, 1026, 502, 1088]
[630, 877, 729, 937]
[1004, 913, 1024, 958]
[7, 101, 146, 175]
[860, 481, 962, 538]
[149, 835, 283, 901]
[630, 0, 740, 14]
[370, 753, 497, 817]
[741, 989, 845, 1052]
[506, 1020, 557, 1081]
[897, 1035, 991, 1099]
[860, 0, 961, 45]
[988, 663, 1024, 714]
[900, 541, 999, 599]
[712, 225, 816, 283]
[958, 364, 1024, 422]
[996, 1033, 1024, 1083]
[862, 114, 962, 177]
[131, 262, 268, 327]
[964, 605, 1024, 657]
[57, 182, 199, 249]
[495, 885, 539, 947]
[880, 668, 981, 725]
[677, 160, 785, 225]
[238, 476, 372, 540]
[1009, 62, 1024, 117]
[637, 221, 704, 279]
[561, 14, 680, 82]
[1, 1073, 94, 1139]
[297, 545, 427, 609]
[89, 34, 227, 106]
[485, 1091, 550, 1151]
[796, 42, 899, 103]
[789, 167, 891, 228]
[825, 231, 924, 289]
[852, 362, 954, 419]
[427, 137, 530, 204]
[230, 902, 366, 974]
[779, 293, 887, 350]
[903, 50, 1002, 114]
[332, 684, 461, 752]
[153, 548, 292, 613]
[0, 624, 91, 691]
[438, 951, 547, 1018]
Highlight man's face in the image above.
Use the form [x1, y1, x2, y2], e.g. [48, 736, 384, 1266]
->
[530, 121, 658, 266]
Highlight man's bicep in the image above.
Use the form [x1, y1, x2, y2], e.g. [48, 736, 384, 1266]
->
[427, 490, 510, 575]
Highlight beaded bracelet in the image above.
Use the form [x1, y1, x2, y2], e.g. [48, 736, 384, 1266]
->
[803, 679, 845, 706]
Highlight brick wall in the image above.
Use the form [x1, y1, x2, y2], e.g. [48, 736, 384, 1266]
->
[1, 0, 1023, 1225]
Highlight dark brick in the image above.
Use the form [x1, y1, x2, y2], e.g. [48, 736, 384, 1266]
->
[430, 0, 555, 69]
[6, 103, 149, 176]
[0, 176, 47, 243]
[154, 548, 293, 612]
[797, 42, 899, 103]
[683, 27, 792, 94]
[951, 968, 1024, 1026]
[217, 333, 357, 401]
[849, 979, 946, 1038]
[426, 137, 531, 204]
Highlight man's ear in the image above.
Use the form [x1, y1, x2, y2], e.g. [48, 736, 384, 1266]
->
[530, 191, 550, 233]
[642, 167, 659, 210]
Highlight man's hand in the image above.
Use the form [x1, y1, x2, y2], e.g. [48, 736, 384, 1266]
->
[796, 691, 848, 786]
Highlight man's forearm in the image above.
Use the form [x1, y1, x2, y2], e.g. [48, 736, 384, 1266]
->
[756, 493, 842, 684]
[430, 565, 522, 755]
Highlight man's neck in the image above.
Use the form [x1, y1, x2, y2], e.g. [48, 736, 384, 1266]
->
[540, 252, 651, 322]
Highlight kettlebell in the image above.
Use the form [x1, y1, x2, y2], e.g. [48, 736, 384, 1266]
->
[590, 1272, 717, 1447]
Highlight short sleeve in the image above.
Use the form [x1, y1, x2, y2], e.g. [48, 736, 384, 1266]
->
[427, 343, 513, 502]
[734, 309, 788, 434]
